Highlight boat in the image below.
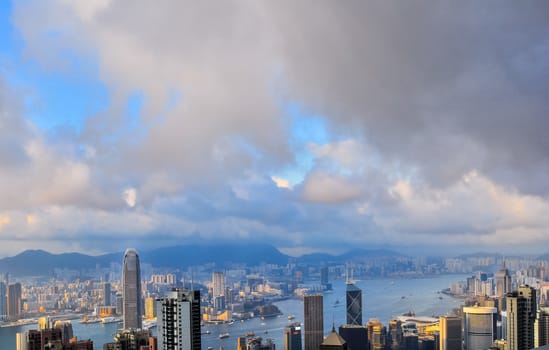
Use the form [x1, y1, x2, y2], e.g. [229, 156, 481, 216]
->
[79, 316, 101, 324]
[208, 347, 213, 350]
[245, 331, 255, 337]
[287, 315, 295, 320]
[219, 333, 230, 339]
[101, 316, 122, 324]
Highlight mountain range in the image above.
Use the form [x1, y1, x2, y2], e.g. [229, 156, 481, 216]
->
[0, 244, 406, 277]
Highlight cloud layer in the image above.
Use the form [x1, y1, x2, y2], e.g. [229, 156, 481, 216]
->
[1, 1, 549, 257]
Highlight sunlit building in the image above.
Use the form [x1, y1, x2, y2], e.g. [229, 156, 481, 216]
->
[507, 285, 536, 350]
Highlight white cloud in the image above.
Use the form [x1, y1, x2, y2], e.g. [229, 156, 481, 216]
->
[123, 188, 137, 208]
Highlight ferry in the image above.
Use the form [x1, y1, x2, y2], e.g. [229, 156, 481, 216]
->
[219, 333, 230, 339]
[101, 316, 122, 324]
[80, 316, 101, 324]
[287, 315, 295, 320]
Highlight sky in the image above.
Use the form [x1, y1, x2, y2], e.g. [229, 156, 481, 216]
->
[1, 1, 549, 258]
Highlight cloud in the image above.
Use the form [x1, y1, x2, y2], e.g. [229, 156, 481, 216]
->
[123, 187, 137, 208]
[2, 1, 549, 256]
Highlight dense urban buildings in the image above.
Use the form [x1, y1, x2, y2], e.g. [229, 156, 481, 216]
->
[439, 316, 461, 350]
[304, 294, 323, 350]
[122, 248, 142, 330]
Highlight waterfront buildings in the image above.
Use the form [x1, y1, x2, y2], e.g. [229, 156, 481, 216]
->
[156, 288, 201, 350]
[346, 282, 362, 325]
[7, 282, 22, 320]
[462, 306, 497, 350]
[507, 285, 536, 350]
[0, 281, 6, 320]
[284, 322, 303, 350]
[122, 248, 142, 330]
[304, 294, 323, 350]
[103, 282, 111, 306]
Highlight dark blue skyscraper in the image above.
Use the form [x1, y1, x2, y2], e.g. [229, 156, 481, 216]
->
[346, 282, 362, 325]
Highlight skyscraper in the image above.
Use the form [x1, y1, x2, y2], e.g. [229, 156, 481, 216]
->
[507, 285, 536, 350]
[156, 288, 201, 350]
[462, 306, 497, 350]
[439, 316, 461, 350]
[535, 306, 549, 348]
[104, 282, 111, 306]
[0, 281, 6, 320]
[212, 271, 225, 298]
[304, 294, 323, 350]
[7, 282, 22, 320]
[339, 324, 368, 350]
[122, 248, 142, 330]
[495, 262, 512, 297]
[284, 322, 303, 350]
[346, 282, 362, 325]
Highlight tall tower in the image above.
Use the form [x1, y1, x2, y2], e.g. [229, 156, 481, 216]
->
[7, 282, 22, 320]
[122, 248, 142, 330]
[507, 285, 536, 350]
[304, 294, 323, 350]
[103, 282, 111, 306]
[284, 322, 303, 350]
[462, 306, 497, 350]
[0, 281, 6, 320]
[212, 271, 225, 298]
[495, 262, 512, 297]
[156, 288, 201, 350]
[346, 282, 362, 325]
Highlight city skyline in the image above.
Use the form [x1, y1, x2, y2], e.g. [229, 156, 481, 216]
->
[1, 1, 549, 258]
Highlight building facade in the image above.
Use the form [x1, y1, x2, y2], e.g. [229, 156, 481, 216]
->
[507, 286, 536, 350]
[122, 248, 142, 330]
[156, 288, 201, 350]
[346, 282, 362, 326]
[304, 295, 323, 350]
[462, 306, 497, 350]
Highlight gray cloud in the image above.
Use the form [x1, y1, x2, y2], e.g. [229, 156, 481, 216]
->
[2, 1, 549, 256]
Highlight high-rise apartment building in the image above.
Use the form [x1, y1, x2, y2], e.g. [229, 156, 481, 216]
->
[320, 267, 329, 286]
[0, 281, 6, 320]
[103, 282, 111, 306]
[439, 316, 461, 350]
[507, 285, 536, 350]
[346, 282, 362, 325]
[367, 318, 386, 350]
[7, 282, 22, 320]
[122, 248, 142, 330]
[284, 322, 303, 350]
[304, 294, 323, 350]
[212, 272, 225, 298]
[535, 306, 549, 348]
[462, 306, 497, 350]
[156, 288, 201, 350]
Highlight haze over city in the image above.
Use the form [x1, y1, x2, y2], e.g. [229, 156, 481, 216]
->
[1, 1, 549, 258]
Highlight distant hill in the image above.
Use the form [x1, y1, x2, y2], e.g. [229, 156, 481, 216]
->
[297, 248, 405, 264]
[0, 244, 407, 277]
[0, 243, 289, 277]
